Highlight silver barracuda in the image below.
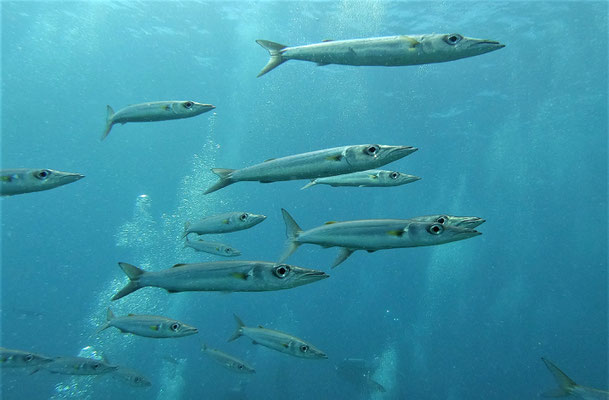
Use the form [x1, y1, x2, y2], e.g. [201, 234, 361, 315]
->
[204, 144, 417, 194]
[409, 214, 486, 229]
[256, 33, 505, 77]
[111, 366, 152, 387]
[0, 347, 54, 369]
[182, 211, 266, 238]
[280, 208, 482, 268]
[97, 308, 198, 338]
[184, 237, 241, 257]
[301, 169, 420, 190]
[201, 344, 255, 374]
[111, 261, 329, 301]
[228, 315, 327, 360]
[33, 356, 118, 375]
[0, 169, 84, 196]
[542, 358, 609, 399]
[102, 100, 215, 140]
[336, 358, 386, 394]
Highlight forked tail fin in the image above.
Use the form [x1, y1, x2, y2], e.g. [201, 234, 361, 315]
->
[204, 168, 236, 194]
[228, 314, 246, 342]
[101, 105, 115, 141]
[97, 308, 116, 333]
[541, 357, 576, 397]
[112, 262, 146, 301]
[256, 40, 288, 77]
[279, 208, 303, 262]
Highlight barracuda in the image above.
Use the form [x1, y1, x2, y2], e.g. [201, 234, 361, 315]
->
[0, 169, 84, 196]
[201, 344, 255, 374]
[542, 358, 609, 399]
[97, 309, 198, 338]
[301, 169, 420, 189]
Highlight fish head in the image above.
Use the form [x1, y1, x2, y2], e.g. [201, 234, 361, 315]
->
[404, 222, 481, 245]
[27, 169, 84, 189]
[344, 145, 417, 169]
[421, 33, 505, 60]
[290, 340, 328, 359]
[229, 212, 267, 228]
[160, 320, 199, 337]
[378, 170, 421, 186]
[411, 215, 486, 229]
[174, 100, 215, 116]
[115, 368, 153, 387]
[264, 263, 329, 289]
[220, 245, 242, 257]
[0, 349, 53, 368]
[231, 361, 256, 374]
[78, 359, 119, 375]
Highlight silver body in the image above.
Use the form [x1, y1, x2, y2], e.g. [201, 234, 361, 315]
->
[256, 33, 504, 76]
[205, 144, 417, 194]
[102, 100, 215, 140]
[0, 169, 84, 196]
[301, 169, 420, 189]
[0, 347, 54, 369]
[336, 358, 386, 393]
[111, 367, 152, 387]
[112, 261, 328, 300]
[98, 309, 198, 338]
[184, 237, 241, 257]
[228, 315, 327, 360]
[182, 211, 266, 237]
[407, 214, 486, 229]
[201, 344, 255, 374]
[38, 356, 118, 375]
[542, 358, 609, 399]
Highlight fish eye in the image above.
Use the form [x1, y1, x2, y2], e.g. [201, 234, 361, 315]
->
[364, 145, 380, 156]
[183, 101, 194, 109]
[24, 354, 34, 362]
[171, 323, 181, 331]
[36, 170, 51, 180]
[238, 365, 244, 370]
[239, 213, 248, 221]
[92, 363, 100, 369]
[436, 216, 447, 224]
[428, 224, 444, 235]
[273, 264, 290, 278]
[134, 377, 142, 382]
[299, 345, 309, 353]
[390, 172, 399, 179]
[444, 34, 463, 45]
[225, 248, 231, 253]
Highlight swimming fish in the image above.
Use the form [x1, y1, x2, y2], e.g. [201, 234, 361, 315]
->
[228, 314, 327, 360]
[0, 169, 84, 196]
[111, 366, 152, 387]
[280, 208, 482, 268]
[184, 237, 242, 257]
[182, 211, 266, 238]
[112, 261, 329, 301]
[256, 33, 505, 77]
[102, 100, 215, 140]
[32, 356, 118, 375]
[301, 169, 420, 189]
[204, 144, 417, 194]
[542, 357, 609, 399]
[0, 347, 54, 369]
[336, 358, 386, 393]
[201, 344, 255, 374]
[97, 308, 198, 338]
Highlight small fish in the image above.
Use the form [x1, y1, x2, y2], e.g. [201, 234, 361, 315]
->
[102, 100, 216, 140]
[0, 169, 84, 196]
[201, 344, 255, 374]
[111, 366, 152, 387]
[33, 356, 118, 375]
[280, 208, 482, 268]
[0, 347, 54, 369]
[336, 358, 386, 393]
[184, 237, 242, 257]
[542, 357, 609, 399]
[301, 169, 420, 189]
[97, 308, 198, 338]
[111, 261, 329, 301]
[182, 211, 266, 238]
[228, 315, 327, 360]
[256, 33, 505, 77]
[204, 144, 417, 194]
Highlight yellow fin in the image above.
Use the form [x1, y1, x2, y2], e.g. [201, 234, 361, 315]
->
[324, 221, 338, 225]
[150, 325, 159, 331]
[231, 272, 247, 280]
[387, 230, 405, 237]
[172, 263, 187, 268]
[403, 36, 420, 47]
[223, 219, 230, 224]
[128, 313, 136, 317]
[282, 343, 289, 348]
[162, 105, 171, 110]
[325, 155, 343, 161]
[369, 174, 378, 179]
[0, 176, 12, 182]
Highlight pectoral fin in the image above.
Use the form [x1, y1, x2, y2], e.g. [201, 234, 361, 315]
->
[387, 230, 405, 237]
[331, 248, 354, 268]
[325, 154, 343, 161]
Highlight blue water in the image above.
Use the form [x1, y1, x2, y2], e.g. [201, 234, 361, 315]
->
[1, 1, 607, 399]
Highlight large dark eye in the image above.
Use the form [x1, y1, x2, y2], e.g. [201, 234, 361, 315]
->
[36, 170, 51, 180]
[364, 145, 380, 156]
[390, 172, 399, 179]
[171, 323, 181, 332]
[273, 264, 290, 278]
[135, 377, 142, 383]
[299, 345, 309, 353]
[436, 216, 447, 224]
[428, 224, 444, 235]
[239, 213, 248, 221]
[183, 101, 194, 109]
[238, 365, 244, 370]
[24, 354, 34, 362]
[225, 248, 231, 253]
[444, 34, 463, 45]
[92, 363, 100, 370]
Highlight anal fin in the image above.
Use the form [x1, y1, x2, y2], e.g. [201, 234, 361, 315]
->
[331, 248, 354, 268]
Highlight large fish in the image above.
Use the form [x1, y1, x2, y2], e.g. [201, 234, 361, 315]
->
[256, 33, 504, 77]
[542, 358, 609, 399]
[280, 209, 482, 268]
[201, 344, 255, 374]
[228, 315, 327, 360]
[182, 211, 266, 238]
[97, 308, 198, 338]
[32, 356, 118, 375]
[184, 237, 241, 257]
[0, 347, 54, 369]
[112, 261, 329, 301]
[102, 100, 215, 140]
[0, 169, 84, 196]
[204, 144, 417, 194]
[301, 169, 420, 189]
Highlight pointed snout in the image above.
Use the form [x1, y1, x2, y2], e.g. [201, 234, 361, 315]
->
[392, 145, 418, 157]
[470, 39, 505, 52]
[459, 217, 486, 229]
[60, 172, 85, 183]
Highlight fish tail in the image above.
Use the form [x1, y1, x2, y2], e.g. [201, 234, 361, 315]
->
[181, 222, 190, 238]
[541, 357, 576, 397]
[300, 180, 317, 190]
[112, 262, 145, 301]
[101, 105, 115, 141]
[228, 314, 245, 342]
[279, 208, 303, 262]
[204, 168, 236, 194]
[96, 308, 114, 333]
[201, 343, 207, 352]
[256, 40, 288, 77]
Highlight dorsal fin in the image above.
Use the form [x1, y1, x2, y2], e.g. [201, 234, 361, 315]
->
[322, 39, 333, 42]
[264, 158, 276, 162]
[128, 313, 136, 317]
[172, 263, 187, 268]
[324, 221, 338, 225]
[258, 325, 264, 328]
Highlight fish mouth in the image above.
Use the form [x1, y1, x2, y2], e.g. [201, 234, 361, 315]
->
[472, 40, 505, 49]
[388, 146, 418, 158]
[456, 217, 486, 229]
[405, 175, 422, 183]
[60, 173, 85, 182]
[302, 271, 330, 281]
[185, 327, 199, 335]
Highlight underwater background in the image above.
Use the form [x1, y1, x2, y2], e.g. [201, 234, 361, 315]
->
[1, 1, 607, 399]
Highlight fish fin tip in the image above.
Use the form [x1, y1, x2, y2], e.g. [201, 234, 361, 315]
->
[256, 40, 287, 77]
